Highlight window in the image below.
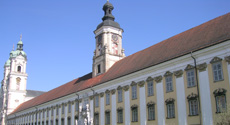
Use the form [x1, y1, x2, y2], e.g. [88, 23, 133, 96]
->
[132, 85, 137, 99]
[56, 119, 58, 125]
[166, 76, 173, 92]
[188, 100, 198, 116]
[148, 104, 155, 120]
[43, 111, 45, 118]
[75, 102, 79, 111]
[106, 93, 110, 105]
[147, 81, 154, 96]
[117, 108, 123, 123]
[67, 118, 71, 125]
[212, 62, 224, 81]
[165, 98, 175, 119]
[51, 108, 53, 116]
[68, 103, 71, 113]
[61, 119, 64, 125]
[118, 89, 122, 102]
[94, 113, 99, 125]
[47, 110, 49, 117]
[17, 66, 21, 72]
[95, 95, 99, 107]
[62, 105, 64, 114]
[56, 107, 59, 115]
[214, 88, 227, 113]
[187, 70, 196, 87]
[105, 111, 110, 125]
[97, 64, 101, 74]
[131, 107, 138, 122]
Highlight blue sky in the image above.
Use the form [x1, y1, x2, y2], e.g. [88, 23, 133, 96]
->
[0, 1, 230, 92]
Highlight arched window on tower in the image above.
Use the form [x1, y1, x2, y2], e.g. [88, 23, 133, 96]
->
[17, 66, 21, 72]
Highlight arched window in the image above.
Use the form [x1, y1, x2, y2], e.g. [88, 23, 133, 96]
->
[17, 66, 21, 72]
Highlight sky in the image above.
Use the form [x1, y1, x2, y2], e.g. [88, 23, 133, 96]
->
[0, 0, 230, 92]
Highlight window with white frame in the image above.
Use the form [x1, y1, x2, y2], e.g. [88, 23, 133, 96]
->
[68, 103, 71, 113]
[105, 111, 110, 125]
[187, 69, 196, 87]
[165, 98, 175, 119]
[106, 92, 110, 105]
[147, 103, 155, 120]
[118, 89, 122, 102]
[131, 106, 138, 122]
[43, 111, 45, 118]
[214, 88, 227, 113]
[94, 113, 99, 125]
[187, 93, 198, 116]
[95, 95, 99, 107]
[212, 62, 224, 82]
[166, 76, 173, 92]
[56, 106, 59, 115]
[147, 81, 154, 96]
[51, 108, 53, 116]
[132, 85, 137, 99]
[117, 108, 123, 123]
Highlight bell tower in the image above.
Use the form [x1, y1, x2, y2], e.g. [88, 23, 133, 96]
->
[93, 1, 125, 77]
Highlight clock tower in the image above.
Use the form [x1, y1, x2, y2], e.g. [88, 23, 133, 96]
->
[93, 1, 125, 77]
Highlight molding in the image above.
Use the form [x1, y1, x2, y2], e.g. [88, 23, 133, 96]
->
[187, 93, 198, 100]
[197, 63, 207, 72]
[123, 85, 129, 91]
[100, 92, 104, 97]
[185, 64, 194, 71]
[105, 109, 110, 113]
[111, 89, 116, 94]
[117, 86, 122, 90]
[164, 71, 173, 77]
[213, 88, 227, 96]
[130, 81, 137, 86]
[90, 95, 94, 100]
[154, 76, 162, 83]
[71, 101, 75, 104]
[173, 70, 183, 78]
[225, 56, 230, 64]
[165, 98, 175, 104]
[117, 107, 123, 111]
[138, 80, 145, 87]
[210, 56, 222, 64]
[105, 89, 110, 93]
[78, 99, 82, 103]
[131, 104, 138, 109]
[147, 101, 155, 106]
[146, 76, 153, 82]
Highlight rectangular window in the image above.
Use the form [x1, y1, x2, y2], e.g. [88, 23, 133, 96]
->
[95, 95, 99, 107]
[132, 85, 137, 99]
[147, 81, 154, 96]
[117, 110, 123, 123]
[51, 108, 54, 116]
[105, 112, 110, 125]
[97, 64, 101, 74]
[56, 107, 59, 115]
[75, 102, 79, 111]
[47, 110, 49, 117]
[187, 70, 196, 87]
[166, 76, 173, 92]
[212, 62, 224, 81]
[68, 103, 71, 113]
[61, 119, 64, 125]
[132, 107, 138, 122]
[148, 105, 155, 120]
[118, 89, 122, 102]
[94, 114, 99, 125]
[216, 95, 226, 113]
[167, 103, 175, 118]
[43, 111, 45, 118]
[67, 118, 71, 125]
[62, 105, 64, 114]
[106, 93, 110, 105]
[188, 100, 198, 116]
[56, 120, 58, 125]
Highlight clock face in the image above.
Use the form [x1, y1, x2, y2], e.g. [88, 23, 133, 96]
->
[112, 34, 118, 42]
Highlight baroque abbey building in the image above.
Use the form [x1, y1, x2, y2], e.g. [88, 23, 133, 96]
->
[1, 1, 230, 125]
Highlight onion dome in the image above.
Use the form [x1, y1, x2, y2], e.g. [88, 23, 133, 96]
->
[96, 1, 122, 30]
[4, 59, 11, 67]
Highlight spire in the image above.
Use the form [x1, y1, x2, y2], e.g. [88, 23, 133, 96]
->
[102, 1, 115, 21]
[17, 35, 23, 51]
[20, 34, 22, 41]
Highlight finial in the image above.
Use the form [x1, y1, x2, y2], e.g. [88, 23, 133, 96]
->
[12, 44, 14, 51]
[107, 0, 109, 2]
[20, 34, 22, 41]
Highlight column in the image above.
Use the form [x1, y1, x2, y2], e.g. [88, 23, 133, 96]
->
[100, 93, 105, 125]
[138, 81, 146, 125]
[71, 101, 75, 125]
[65, 103, 68, 125]
[59, 105, 61, 125]
[123, 85, 130, 125]
[49, 108, 51, 125]
[44, 109, 47, 125]
[197, 63, 213, 125]
[111, 89, 116, 125]
[53, 107, 56, 125]
[155, 76, 165, 125]
[174, 70, 187, 125]
[90, 97, 94, 124]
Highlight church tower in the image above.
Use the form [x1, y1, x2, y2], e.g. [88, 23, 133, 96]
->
[1, 35, 28, 116]
[93, 1, 125, 77]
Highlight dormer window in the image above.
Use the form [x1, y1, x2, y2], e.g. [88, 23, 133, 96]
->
[17, 66, 21, 72]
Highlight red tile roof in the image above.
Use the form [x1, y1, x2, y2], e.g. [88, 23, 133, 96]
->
[11, 12, 230, 114]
